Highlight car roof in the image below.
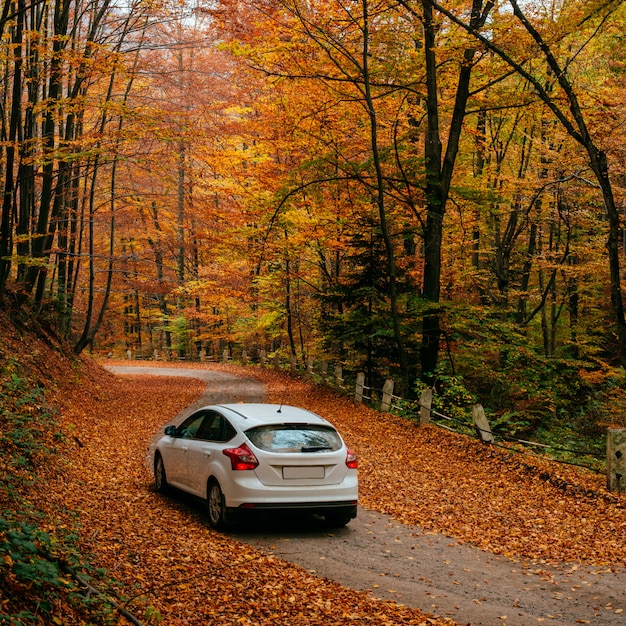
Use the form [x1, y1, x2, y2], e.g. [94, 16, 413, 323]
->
[210, 403, 332, 428]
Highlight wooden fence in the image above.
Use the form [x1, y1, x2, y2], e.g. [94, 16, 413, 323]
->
[276, 355, 625, 496]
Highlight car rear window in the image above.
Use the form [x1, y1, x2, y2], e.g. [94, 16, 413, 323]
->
[245, 424, 342, 452]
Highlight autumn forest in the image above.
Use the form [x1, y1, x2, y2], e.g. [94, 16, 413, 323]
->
[3, 0, 626, 429]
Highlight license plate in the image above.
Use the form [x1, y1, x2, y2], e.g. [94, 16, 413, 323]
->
[282, 466, 325, 479]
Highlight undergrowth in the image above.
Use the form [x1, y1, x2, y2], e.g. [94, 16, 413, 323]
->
[408, 366, 613, 473]
[0, 360, 123, 625]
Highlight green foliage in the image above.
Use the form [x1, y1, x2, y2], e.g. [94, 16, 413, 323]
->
[165, 316, 192, 356]
[316, 224, 420, 388]
[0, 517, 62, 587]
[0, 365, 58, 488]
[414, 369, 478, 424]
[489, 410, 535, 438]
[0, 380, 62, 471]
[421, 302, 622, 462]
[144, 605, 164, 624]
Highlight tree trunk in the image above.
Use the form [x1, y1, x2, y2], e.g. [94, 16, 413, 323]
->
[21, 0, 72, 299]
[361, 0, 410, 393]
[284, 251, 298, 364]
[419, 0, 493, 383]
[566, 254, 579, 358]
[0, 0, 24, 300]
[516, 222, 537, 324]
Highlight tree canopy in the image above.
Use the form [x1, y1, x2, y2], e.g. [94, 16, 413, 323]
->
[2, 0, 626, 422]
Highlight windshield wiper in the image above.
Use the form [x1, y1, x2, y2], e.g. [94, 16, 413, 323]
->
[301, 445, 333, 452]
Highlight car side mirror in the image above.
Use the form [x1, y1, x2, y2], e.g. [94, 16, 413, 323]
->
[164, 425, 178, 437]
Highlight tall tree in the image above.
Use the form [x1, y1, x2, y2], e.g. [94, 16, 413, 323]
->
[213, 0, 419, 388]
[402, 0, 494, 383]
[0, 0, 155, 323]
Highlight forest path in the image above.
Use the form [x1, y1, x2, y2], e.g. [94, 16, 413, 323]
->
[107, 365, 626, 626]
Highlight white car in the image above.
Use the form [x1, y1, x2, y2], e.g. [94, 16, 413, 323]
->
[153, 403, 358, 529]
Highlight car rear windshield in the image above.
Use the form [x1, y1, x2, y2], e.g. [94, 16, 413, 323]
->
[245, 424, 342, 452]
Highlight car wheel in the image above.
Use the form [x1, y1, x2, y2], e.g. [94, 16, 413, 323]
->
[207, 479, 228, 530]
[154, 453, 169, 494]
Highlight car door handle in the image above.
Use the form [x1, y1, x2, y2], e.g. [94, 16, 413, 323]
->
[204, 450, 212, 457]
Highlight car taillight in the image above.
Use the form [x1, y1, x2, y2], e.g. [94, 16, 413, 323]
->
[223, 443, 259, 470]
[345, 449, 358, 469]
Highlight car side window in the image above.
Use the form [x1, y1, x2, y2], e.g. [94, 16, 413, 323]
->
[198, 412, 236, 442]
[221, 418, 236, 441]
[198, 413, 221, 441]
[178, 413, 206, 440]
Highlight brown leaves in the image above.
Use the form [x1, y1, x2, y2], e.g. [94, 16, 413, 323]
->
[46, 363, 453, 625]
[43, 359, 626, 625]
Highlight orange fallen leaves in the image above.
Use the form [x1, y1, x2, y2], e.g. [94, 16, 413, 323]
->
[24, 356, 625, 625]
[43, 365, 455, 625]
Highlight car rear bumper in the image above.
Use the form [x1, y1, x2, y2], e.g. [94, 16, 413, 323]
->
[223, 474, 358, 509]
[224, 501, 358, 525]
[236, 499, 358, 511]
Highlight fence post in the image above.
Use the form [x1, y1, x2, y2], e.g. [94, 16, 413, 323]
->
[273, 353, 280, 370]
[607, 428, 626, 494]
[307, 356, 314, 375]
[355, 372, 365, 403]
[260, 349, 266, 366]
[381, 379, 394, 413]
[222, 349, 229, 363]
[290, 354, 297, 374]
[419, 389, 432, 425]
[334, 364, 344, 388]
[320, 360, 328, 382]
[472, 404, 494, 443]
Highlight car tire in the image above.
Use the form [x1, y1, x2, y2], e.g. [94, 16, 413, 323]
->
[207, 479, 228, 530]
[154, 453, 169, 494]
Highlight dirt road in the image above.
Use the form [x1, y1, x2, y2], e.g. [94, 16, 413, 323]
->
[108, 365, 626, 626]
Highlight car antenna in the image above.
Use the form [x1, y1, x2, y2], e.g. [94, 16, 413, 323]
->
[277, 402, 282, 413]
